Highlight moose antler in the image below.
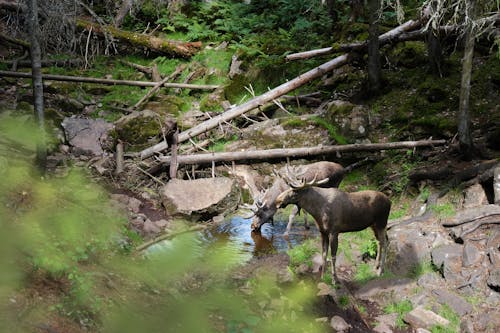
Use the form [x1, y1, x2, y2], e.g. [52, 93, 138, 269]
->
[281, 165, 329, 189]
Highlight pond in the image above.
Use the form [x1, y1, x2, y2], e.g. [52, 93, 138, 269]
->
[201, 215, 320, 257]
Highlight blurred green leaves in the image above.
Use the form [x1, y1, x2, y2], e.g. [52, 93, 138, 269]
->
[1, 114, 322, 332]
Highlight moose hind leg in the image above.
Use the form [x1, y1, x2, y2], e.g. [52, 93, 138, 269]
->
[329, 232, 339, 282]
[320, 232, 330, 279]
[373, 227, 388, 276]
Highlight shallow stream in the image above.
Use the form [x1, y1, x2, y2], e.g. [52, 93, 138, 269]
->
[201, 216, 320, 257]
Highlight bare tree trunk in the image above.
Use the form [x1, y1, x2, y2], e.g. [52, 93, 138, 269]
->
[427, 29, 443, 76]
[27, 0, 46, 172]
[458, 1, 476, 160]
[367, 0, 381, 93]
[426, 1, 443, 76]
[115, 0, 135, 28]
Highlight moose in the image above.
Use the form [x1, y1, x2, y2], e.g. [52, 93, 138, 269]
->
[248, 161, 346, 236]
[275, 171, 391, 282]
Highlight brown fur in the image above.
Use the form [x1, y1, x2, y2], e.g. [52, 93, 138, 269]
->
[276, 186, 391, 281]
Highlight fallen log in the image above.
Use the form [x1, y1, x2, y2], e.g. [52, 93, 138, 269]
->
[0, 70, 219, 90]
[0, 58, 84, 68]
[76, 19, 202, 58]
[157, 139, 446, 166]
[137, 18, 422, 159]
[286, 19, 422, 61]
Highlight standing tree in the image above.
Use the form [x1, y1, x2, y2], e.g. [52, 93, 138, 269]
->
[26, 0, 46, 172]
[367, 0, 382, 93]
[424, 0, 498, 159]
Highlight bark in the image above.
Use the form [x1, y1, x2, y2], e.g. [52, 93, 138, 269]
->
[115, 0, 135, 28]
[76, 19, 202, 58]
[0, 70, 218, 90]
[427, 29, 443, 76]
[0, 32, 30, 48]
[157, 140, 446, 166]
[286, 19, 423, 61]
[458, 17, 475, 160]
[367, 0, 381, 93]
[27, 0, 46, 173]
[444, 205, 500, 242]
[0, 58, 83, 68]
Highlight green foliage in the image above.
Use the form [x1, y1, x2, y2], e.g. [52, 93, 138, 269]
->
[384, 299, 413, 328]
[431, 203, 455, 219]
[288, 239, 319, 270]
[338, 295, 350, 309]
[407, 260, 438, 279]
[431, 304, 460, 333]
[1, 115, 324, 332]
[310, 116, 348, 144]
[354, 262, 377, 283]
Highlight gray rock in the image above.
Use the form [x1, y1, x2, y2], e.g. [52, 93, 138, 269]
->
[374, 313, 398, 330]
[463, 184, 489, 208]
[128, 197, 143, 213]
[143, 220, 161, 235]
[494, 165, 500, 204]
[487, 269, 500, 291]
[61, 117, 113, 156]
[162, 177, 239, 220]
[355, 277, 415, 302]
[463, 243, 482, 267]
[373, 322, 392, 333]
[460, 319, 475, 333]
[404, 306, 449, 330]
[431, 288, 473, 316]
[330, 315, 351, 332]
[432, 244, 463, 269]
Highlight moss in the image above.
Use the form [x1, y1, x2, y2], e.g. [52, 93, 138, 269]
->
[224, 74, 251, 104]
[112, 110, 167, 151]
[309, 116, 348, 144]
[388, 41, 428, 68]
[281, 117, 309, 129]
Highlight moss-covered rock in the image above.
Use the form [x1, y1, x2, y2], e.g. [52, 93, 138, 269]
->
[112, 109, 169, 151]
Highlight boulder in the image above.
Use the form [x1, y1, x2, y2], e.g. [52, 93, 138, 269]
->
[161, 177, 239, 220]
[61, 117, 113, 156]
[404, 306, 449, 330]
[463, 184, 488, 208]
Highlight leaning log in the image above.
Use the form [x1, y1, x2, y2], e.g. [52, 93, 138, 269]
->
[76, 19, 201, 58]
[286, 19, 422, 61]
[157, 140, 446, 166]
[138, 18, 423, 159]
[0, 70, 219, 90]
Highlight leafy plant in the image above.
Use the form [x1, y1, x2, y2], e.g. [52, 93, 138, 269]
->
[384, 299, 413, 328]
[288, 238, 319, 269]
[431, 304, 460, 333]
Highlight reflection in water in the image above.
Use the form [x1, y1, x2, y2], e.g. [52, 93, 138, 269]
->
[203, 216, 319, 257]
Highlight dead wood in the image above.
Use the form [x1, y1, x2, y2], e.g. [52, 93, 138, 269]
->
[119, 59, 154, 75]
[157, 139, 446, 166]
[448, 215, 500, 242]
[0, 70, 218, 90]
[137, 19, 422, 159]
[440, 160, 499, 196]
[442, 204, 500, 227]
[135, 224, 206, 252]
[286, 19, 423, 61]
[0, 32, 30, 48]
[0, 58, 83, 68]
[131, 64, 187, 110]
[76, 19, 202, 58]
